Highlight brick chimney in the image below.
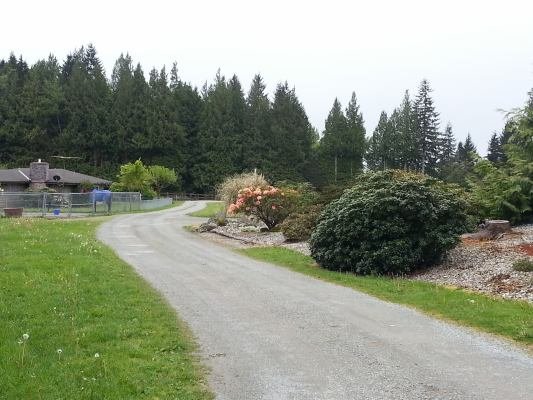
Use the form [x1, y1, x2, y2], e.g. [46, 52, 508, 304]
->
[29, 159, 49, 190]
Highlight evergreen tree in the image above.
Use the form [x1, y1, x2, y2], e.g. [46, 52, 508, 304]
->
[395, 90, 417, 169]
[190, 72, 246, 191]
[345, 92, 366, 175]
[366, 111, 388, 170]
[413, 79, 440, 174]
[0, 54, 30, 164]
[60, 45, 111, 170]
[243, 74, 271, 172]
[146, 66, 185, 175]
[169, 63, 202, 191]
[268, 82, 314, 182]
[487, 132, 503, 163]
[455, 141, 465, 161]
[321, 98, 348, 183]
[19, 56, 64, 161]
[110, 53, 135, 162]
[439, 122, 456, 165]
[463, 133, 477, 154]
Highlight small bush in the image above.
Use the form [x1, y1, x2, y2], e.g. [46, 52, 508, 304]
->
[470, 159, 533, 224]
[512, 259, 533, 272]
[318, 184, 348, 205]
[227, 186, 296, 230]
[217, 172, 269, 207]
[110, 159, 156, 199]
[276, 181, 320, 211]
[310, 170, 470, 275]
[280, 205, 322, 241]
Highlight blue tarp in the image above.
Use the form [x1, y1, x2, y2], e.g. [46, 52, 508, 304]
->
[91, 189, 112, 203]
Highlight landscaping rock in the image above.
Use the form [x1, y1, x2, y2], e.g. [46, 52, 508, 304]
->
[198, 221, 218, 233]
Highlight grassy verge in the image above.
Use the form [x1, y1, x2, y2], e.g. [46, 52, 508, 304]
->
[0, 218, 212, 399]
[239, 247, 533, 346]
[128, 200, 184, 214]
[17, 200, 185, 217]
[188, 202, 224, 218]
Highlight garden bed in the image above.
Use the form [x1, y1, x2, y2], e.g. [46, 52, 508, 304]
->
[412, 225, 533, 303]
[199, 218, 311, 255]
[199, 219, 533, 303]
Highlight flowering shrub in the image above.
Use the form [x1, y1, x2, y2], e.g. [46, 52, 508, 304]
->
[228, 186, 294, 229]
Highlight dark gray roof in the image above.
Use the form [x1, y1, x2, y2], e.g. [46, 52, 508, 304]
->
[0, 169, 30, 183]
[0, 168, 111, 185]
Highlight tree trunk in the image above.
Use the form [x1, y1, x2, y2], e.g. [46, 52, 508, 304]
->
[467, 219, 511, 241]
[334, 154, 337, 184]
[485, 220, 511, 236]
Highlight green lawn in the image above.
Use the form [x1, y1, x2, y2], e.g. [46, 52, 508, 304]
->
[239, 247, 533, 346]
[0, 217, 212, 399]
[188, 202, 224, 218]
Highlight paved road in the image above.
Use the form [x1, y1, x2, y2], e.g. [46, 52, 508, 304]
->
[98, 201, 533, 400]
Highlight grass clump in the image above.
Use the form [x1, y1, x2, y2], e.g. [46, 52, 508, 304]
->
[217, 172, 268, 206]
[513, 259, 533, 272]
[188, 202, 225, 218]
[239, 246, 533, 345]
[0, 218, 212, 399]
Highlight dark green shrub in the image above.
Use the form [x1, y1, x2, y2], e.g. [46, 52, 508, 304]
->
[512, 259, 533, 272]
[318, 184, 348, 205]
[310, 170, 470, 275]
[280, 205, 322, 241]
[277, 181, 320, 212]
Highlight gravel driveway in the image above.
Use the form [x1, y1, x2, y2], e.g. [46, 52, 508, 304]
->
[98, 201, 533, 400]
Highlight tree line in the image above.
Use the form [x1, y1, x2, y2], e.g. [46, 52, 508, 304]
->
[0, 44, 514, 192]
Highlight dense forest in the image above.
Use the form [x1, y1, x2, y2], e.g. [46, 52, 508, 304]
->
[0, 45, 528, 193]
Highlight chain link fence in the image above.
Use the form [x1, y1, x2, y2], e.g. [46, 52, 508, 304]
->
[0, 192, 146, 217]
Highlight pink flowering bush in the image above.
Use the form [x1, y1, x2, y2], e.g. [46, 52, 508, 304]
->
[228, 186, 295, 229]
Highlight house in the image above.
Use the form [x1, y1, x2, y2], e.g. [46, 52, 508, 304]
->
[0, 160, 112, 193]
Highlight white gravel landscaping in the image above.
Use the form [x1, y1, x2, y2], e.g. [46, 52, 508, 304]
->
[199, 218, 312, 255]
[412, 225, 533, 302]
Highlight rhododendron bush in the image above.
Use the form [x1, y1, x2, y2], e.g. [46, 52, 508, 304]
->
[228, 186, 295, 229]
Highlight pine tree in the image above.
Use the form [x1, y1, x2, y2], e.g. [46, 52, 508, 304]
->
[61, 45, 111, 170]
[321, 98, 348, 183]
[345, 92, 366, 175]
[463, 133, 476, 154]
[243, 74, 271, 172]
[190, 72, 246, 191]
[439, 122, 456, 165]
[110, 53, 134, 162]
[269, 82, 314, 182]
[395, 90, 417, 169]
[413, 79, 440, 174]
[487, 132, 503, 163]
[168, 62, 202, 191]
[146, 66, 185, 176]
[455, 141, 465, 162]
[19, 56, 64, 161]
[365, 111, 388, 170]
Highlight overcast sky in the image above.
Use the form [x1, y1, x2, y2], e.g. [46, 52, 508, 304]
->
[2, 0, 533, 153]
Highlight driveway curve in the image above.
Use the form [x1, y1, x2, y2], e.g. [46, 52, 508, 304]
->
[98, 201, 533, 400]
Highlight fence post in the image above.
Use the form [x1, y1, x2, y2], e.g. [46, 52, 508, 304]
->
[68, 193, 72, 218]
[42, 193, 46, 217]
